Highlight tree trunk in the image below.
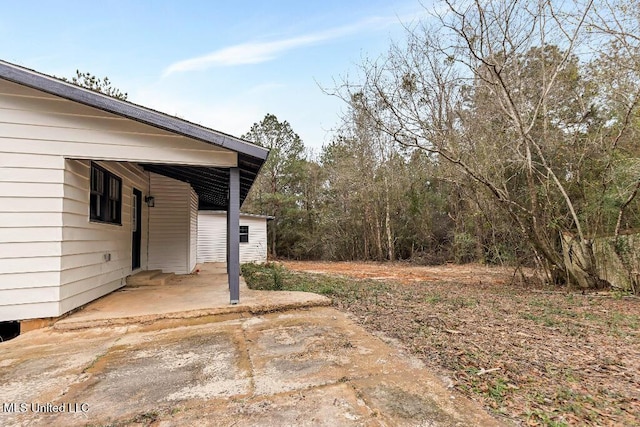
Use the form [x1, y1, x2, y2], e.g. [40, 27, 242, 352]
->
[363, 210, 369, 260]
[384, 176, 394, 261]
[561, 232, 601, 289]
[474, 211, 484, 263]
[373, 205, 383, 261]
[270, 220, 277, 259]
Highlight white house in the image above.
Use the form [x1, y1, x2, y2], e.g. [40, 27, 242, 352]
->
[198, 211, 272, 264]
[0, 60, 269, 323]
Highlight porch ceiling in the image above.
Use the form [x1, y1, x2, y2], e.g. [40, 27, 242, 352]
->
[141, 153, 261, 210]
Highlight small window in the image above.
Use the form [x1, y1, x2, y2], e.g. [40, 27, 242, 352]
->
[90, 163, 122, 225]
[240, 225, 249, 243]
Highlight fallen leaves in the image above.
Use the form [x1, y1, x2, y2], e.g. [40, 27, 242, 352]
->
[283, 261, 640, 426]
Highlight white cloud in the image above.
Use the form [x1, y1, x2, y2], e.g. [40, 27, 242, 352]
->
[164, 36, 318, 75]
[162, 15, 405, 76]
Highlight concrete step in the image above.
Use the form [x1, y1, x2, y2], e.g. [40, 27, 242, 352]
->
[126, 270, 174, 286]
[146, 272, 175, 286]
[204, 263, 227, 275]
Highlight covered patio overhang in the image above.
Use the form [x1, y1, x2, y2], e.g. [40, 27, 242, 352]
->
[141, 153, 266, 304]
[141, 153, 264, 211]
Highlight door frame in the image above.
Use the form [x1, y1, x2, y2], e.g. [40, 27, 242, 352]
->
[132, 188, 142, 270]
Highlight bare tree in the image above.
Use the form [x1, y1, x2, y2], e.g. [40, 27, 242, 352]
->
[336, 0, 640, 288]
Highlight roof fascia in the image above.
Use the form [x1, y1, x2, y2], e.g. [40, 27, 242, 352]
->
[0, 60, 269, 160]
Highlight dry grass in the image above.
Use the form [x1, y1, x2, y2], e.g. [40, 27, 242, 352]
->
[250, 261, 640, 426]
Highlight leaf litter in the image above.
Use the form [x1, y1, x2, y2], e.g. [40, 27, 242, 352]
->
[282, 261, 640, 426]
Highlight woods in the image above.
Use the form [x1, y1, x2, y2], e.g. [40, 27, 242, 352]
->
[243, 0, 640, 292]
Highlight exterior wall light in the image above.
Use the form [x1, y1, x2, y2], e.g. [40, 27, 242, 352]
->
[144, 196, 155, 207]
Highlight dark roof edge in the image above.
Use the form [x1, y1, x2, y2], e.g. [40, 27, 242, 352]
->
[0, 60, 269, 161]
[199, 210, 275, 220]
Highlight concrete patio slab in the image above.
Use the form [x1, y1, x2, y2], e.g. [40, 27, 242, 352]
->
[0, 306, 504, 426]
[54, 264, 330, 330]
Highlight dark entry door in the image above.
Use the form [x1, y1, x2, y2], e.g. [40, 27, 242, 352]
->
[132, 188, 142, 270]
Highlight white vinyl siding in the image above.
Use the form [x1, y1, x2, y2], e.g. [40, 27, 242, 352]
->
[197, 213, 227, 264]
[1, 302, 60, 324]
[0, 79, 237, 167]
[189, 189, 198, 273]
[0, 152, 63, 321]
[240, 217, 269, 263]
[197, 211, 268, 264]
[148, 173, 197, 274]
[0, 76, 238, 322]
[59, 160, 149, 315]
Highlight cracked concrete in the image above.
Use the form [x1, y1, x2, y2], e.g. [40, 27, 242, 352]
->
[0, 306, 503, 426]
[1, 265, 502, 426]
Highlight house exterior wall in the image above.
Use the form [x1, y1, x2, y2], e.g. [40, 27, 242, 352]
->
[197, 212, 226, 264]
[0, 157, 151, 321]
[59, 160, 149, 315]
[148, 173, 198, 275]
[189, 189, 198, 273]
[0, 153, 65, 321]
[0, 79, 237, 167]
[197, 211, 268, 264]
[0, 79, 214, 321]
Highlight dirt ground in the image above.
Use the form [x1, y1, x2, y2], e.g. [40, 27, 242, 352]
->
[283, 261, 531, 286]
[282, 261, 640, 426]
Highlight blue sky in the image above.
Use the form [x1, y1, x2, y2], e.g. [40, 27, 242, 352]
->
[0, 1, 433, 151]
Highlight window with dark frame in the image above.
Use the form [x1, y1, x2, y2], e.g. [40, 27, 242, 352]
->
[239, 225, 249, 243]
[90, 163, 122, 224]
